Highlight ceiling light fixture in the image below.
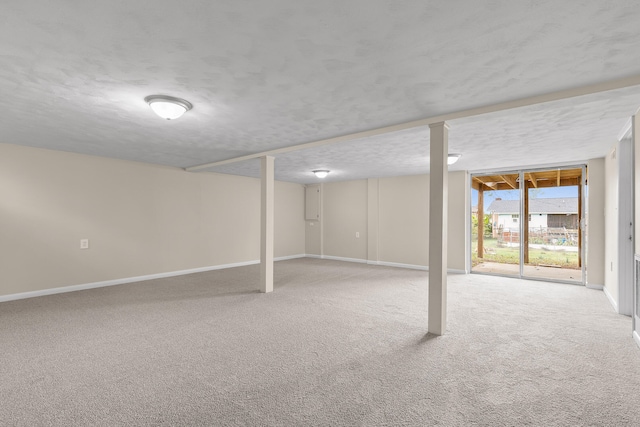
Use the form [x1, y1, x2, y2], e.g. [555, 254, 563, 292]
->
[144, 95, 192, 120]
[447, 154, 461, 165]
[313, 170, 330, 178]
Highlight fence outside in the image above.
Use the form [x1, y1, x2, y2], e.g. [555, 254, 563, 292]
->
[496, 226, 578, 247]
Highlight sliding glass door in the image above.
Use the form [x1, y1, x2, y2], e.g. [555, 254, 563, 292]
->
[471, 166, 585, 284]
[522, 168, 583, 283]
[471, 171, 521, 277]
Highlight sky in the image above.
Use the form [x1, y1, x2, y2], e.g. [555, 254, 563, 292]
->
[471, 185, 579, 209]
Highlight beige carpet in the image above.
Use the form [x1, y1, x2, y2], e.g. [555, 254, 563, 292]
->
[1, 258, 639, 426]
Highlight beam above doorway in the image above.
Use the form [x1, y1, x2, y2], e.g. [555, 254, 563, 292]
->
[472, 169, 582, 191]
[185, 75, 640, 172]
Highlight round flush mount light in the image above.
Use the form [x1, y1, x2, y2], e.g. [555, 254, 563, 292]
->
[447, 154, 461, 165]
[313, 170, 330, 178]
[144, 95, 192, 120]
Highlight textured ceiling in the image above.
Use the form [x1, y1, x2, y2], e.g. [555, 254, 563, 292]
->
[207, 86, 640, 182]
[1, 1, 640, 183]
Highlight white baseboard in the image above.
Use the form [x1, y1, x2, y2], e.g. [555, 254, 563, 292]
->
[319, 255, 368, 264]
[586, 283, 604, 290]
[313, 256, 467, 274]
[274, 254, 307, 261]
[633, 330, 640, 349]
[603, 286, 619, 313]
[374, 260, 428, 271]
[305, 254, 322, 259]
[0, 254, 306, 303]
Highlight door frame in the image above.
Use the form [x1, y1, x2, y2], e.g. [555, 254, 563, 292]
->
[633, 255, 640, 348]
[469, 164, 587, 285]
[617, 137, 634, 315]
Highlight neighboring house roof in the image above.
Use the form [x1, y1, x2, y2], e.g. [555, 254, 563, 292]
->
[487, 197, 578, 214]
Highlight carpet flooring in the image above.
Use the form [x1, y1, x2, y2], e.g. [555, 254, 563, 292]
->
[1, 258, 639, 426]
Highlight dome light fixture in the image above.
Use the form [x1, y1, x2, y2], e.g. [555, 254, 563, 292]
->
[313, 170, 330, 179]
[447, 154, 461, 165]
[144, 95, 192, 120]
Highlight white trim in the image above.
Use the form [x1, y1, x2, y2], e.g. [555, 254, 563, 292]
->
[603, 285, 619, 313]
[0, 254, 306, 303]
[586, 283, 604, 290]
[274, 254, 307, 261]
[319, 255, 368, 264]
[633, 330, 640, 349]
[618, 139, 635, 316]
[376, 261, 428, 271]
[618, 117, 633, 142]
[320, 257, 467, 274]
[0, 253, 470, 304]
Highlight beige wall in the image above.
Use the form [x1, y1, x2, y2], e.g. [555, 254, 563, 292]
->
[367, 179, 379, 262]
[447, 171, 469, 271]
[0, 143, 305, 297]
[304, 184, 322, 256]
[586, 158, 605, 287]
[304, 220, 322, 256]
[315, 171, 468, 271]
[322, 180, 368, 260]
[275, 180, 306, 257]
[604, 145, 619, 304]
[378, 175, 429, 266]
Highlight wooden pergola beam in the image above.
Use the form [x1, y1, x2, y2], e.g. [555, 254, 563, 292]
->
[500, 175, 518, 190]
[536, 177, 581, 188]
[471, 176, 484, 191]
[481, 177, 580, 191]
[528, 173, 538, 188]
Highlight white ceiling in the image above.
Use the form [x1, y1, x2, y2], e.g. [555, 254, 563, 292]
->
[2, 1, 640, 183]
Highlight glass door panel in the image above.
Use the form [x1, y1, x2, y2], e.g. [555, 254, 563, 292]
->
[471, 173, 521, 277]
[522, 168, 583, 283]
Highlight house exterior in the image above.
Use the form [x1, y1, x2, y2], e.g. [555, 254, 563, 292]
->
[487, 197, 578, 237]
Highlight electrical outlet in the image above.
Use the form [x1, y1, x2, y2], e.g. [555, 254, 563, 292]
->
[356, 232, 360, 238]
[80, 239, 89, 249]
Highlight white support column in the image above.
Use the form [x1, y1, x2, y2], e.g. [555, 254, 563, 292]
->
[260, 156, 275, 293]
[367, 178, 379, 265]
[428, 122, 449, 335]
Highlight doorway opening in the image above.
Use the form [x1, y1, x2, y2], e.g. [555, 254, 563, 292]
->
[471, 166, 585, 284]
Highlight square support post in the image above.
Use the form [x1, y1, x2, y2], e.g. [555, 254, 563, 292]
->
[260, 156, 275, 293]
[428, 122, 449, 335]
